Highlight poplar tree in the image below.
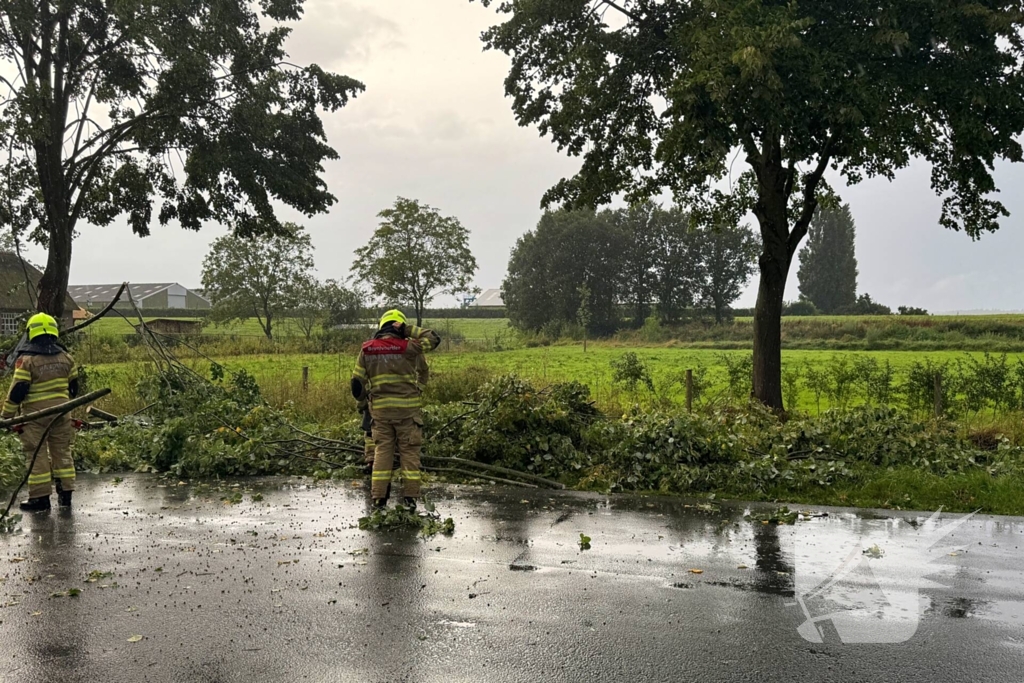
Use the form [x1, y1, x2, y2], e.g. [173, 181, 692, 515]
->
[797, 206, 859, 314]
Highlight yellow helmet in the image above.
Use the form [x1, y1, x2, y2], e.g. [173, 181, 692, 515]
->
[379, 309, 407, 329]
[27, 312, 59, 340]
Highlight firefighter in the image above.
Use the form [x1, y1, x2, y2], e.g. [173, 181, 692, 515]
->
[1, 313, 79, 512]
[356, 323, 438, 474]
[351, 310, 440, 509]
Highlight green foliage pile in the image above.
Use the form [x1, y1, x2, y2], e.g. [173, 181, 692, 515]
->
[584, 404, 1018, 497]
[746, 507, 799, 525]
[76, 365, 361, 478]
[358, 502, 455, 537]
[420, 374, 1024, 511]
[0, 436, 24, 491]
[425, 375, 600, 481]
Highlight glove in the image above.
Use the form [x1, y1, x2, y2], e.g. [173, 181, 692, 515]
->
[360, 409, 373, 436]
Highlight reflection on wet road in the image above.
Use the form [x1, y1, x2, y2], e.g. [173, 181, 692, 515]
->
[1, 475, 1023, 682]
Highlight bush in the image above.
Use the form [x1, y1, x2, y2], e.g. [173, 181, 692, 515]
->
[899, 306, 929, 316]
[783, 300, 819, 316]
[611, 352, 655, 393]
[835, 293, 892, 316]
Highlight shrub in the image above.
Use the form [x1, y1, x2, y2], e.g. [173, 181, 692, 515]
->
[783, 300, 819, 316]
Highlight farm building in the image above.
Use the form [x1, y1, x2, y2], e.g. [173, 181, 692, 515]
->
[67, 283, 211, 311]
[468, 289, 505, 308]
[0, 252, 77, 336]
[135, 319, 203, 336]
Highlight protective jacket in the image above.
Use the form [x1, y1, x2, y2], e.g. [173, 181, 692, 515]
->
[1, 339, 79, 418]
[351, 325, 439, 419]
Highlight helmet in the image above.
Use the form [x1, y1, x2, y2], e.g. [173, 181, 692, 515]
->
[27, 313, 59, 340]
[379, 309, 407, 329]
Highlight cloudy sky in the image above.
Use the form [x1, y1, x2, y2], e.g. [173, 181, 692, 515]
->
[24, 0, 1024, 312]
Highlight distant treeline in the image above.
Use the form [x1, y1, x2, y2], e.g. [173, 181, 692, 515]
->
[504, 204, 759, 335]
[82, 305, 507, 322]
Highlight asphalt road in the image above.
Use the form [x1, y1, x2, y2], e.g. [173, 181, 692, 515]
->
[1, 475, 1023, 683]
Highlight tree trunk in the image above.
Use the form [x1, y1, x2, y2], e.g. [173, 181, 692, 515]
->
[752, 260, 787, 411]
[263, 310, 274, 340]
[415, 299, 423, 327]
[36, 222, 73, 319]
[750, 157, 795, 412]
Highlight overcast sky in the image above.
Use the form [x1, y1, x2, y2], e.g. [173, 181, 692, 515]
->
[23, 0, 1024, 312]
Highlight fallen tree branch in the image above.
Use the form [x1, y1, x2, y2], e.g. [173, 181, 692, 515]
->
[286, 452, 350, 470]
[264, 438, 364, 456]
[0, 389, 112, 429]
[424, 466, 539, 489]
[421, 455, 564, 489]
[432, 408, 479, 439]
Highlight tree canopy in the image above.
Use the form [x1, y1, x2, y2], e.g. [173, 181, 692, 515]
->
[474, 0, 1024, 409]
[697, 223, 760, 324]
[0, 0, 363, 318]
[201, 223, 315, 340]
[502, 209, 624, 334]
[798, 205, 859, 314]
[353, 198, 478, 326]
[503, 206, 756, 333]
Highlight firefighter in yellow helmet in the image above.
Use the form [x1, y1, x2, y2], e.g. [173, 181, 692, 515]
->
[351, 310, 440, 509]
[2, 313, 80, 512]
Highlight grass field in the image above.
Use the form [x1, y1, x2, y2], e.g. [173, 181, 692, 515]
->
[82, 343, 1024, 419]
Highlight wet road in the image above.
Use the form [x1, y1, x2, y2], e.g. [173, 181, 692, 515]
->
[1, 475, 1023, 683]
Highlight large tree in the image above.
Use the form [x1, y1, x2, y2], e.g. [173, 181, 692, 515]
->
[603, 202, 664, 326]
[473, 0, 1024, 410]
[651, 206, 700, 324]
[502, 209, 624, 334]
[201, 224, 314, 340]
[294, 277, 364, 339]
[797, 205, 858, 314]
[0, 1, 363, 319]
[353, 198, 478, 326]
[696, 223, 760, 324]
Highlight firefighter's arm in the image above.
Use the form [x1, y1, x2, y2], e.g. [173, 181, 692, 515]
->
[1, 360, 31, 419]
[415, 353, 429, 388]
[68, 356, 79, 398]
[350, 351, 368, 401]
[408, 325, 441, 353]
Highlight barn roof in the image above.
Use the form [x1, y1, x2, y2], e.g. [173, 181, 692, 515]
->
[67, 283, 210, 305]
[67, 283, 174, 303]
[0, 252, 77, 313]
[470, 288, 504, 307]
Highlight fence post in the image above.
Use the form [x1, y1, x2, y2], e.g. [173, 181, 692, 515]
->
[933, 372, 942, 418]
[302, 366, 309, 392]
[686, 369, 693, 413]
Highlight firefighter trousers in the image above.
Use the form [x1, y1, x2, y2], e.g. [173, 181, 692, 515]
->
[370, 415, 423, 499]
[19, 412, 75, 499]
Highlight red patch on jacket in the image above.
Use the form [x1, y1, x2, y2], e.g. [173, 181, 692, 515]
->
[362, 338, 409, 355]
[14, 358, 23, 368]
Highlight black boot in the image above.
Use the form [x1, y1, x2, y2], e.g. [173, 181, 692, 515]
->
[55, 480, 72, 507]
[19, 496, 51, 512]
[403, 497, 417, 511]
[372, 498, 388, 510]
